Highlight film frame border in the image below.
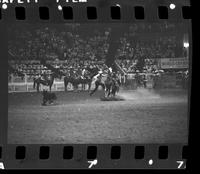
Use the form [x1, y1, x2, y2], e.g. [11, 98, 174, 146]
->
[0, 0, 191, 22]
[0, 0, 192, 170]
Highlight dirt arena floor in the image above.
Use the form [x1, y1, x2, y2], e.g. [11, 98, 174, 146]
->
[8, 88, 189, 144]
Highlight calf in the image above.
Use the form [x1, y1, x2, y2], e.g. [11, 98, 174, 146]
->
[42, 90, 57, 106]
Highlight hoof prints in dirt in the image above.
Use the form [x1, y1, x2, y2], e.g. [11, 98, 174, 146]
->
[100, 96, 125, 101]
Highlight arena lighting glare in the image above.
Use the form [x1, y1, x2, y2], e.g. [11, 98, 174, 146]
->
[184, 42, 189, 48]
[169, 3, 176, 9]
[2, 3, 8, 9]
[58, 5, 62, 10]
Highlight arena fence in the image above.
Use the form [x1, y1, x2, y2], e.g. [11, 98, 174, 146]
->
[8, 73, 187, 93]
[8, 80, 95, 93]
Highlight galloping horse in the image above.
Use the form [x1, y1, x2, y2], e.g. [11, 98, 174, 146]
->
[33, 73, 56, 92]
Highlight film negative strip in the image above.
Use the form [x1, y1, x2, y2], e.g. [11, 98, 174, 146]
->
[0, 0, 191, 170]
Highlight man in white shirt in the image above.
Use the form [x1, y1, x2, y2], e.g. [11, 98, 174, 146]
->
[89, 70, 105, 96]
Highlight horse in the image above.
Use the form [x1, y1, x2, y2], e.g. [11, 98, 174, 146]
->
[64, 72, 97, 92]
[64, 75, 76, 91]
[104, 75, 113, 97]
[64, 74, 84, 92]
[104, 75, 121, 97]
[135, 73, 146, 88]
[33, 73, 56, 92]
[109, 78, 120, 97]
[79, 76, 93, 91]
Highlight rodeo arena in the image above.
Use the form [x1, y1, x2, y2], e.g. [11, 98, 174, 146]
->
[8, 23, 189, 144]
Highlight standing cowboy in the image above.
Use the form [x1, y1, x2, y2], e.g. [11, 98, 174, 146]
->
[82, 68, 86, 77]
[82, 68, 90, 79]
[89, 70, 105, 96]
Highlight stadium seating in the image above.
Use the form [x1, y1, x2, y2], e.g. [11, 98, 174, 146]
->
[8, 23, 185, 80]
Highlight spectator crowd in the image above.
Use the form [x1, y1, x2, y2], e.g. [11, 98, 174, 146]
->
[8, 22, 186, 79]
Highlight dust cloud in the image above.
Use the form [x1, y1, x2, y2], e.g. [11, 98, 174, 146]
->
[117, 88, 161, 101]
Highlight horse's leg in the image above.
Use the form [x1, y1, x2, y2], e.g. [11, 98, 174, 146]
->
[33, 80, 35, 89]
[104, 84, 108, 98]
[72, 83, 75, 92]
[73, 83, 76, 92]
[79, 83, 81, 92]
[65, 82, 68, 91]
[82, 83, 84, 91]
[85, 82, 88, 91]
[83, 83, 85, 91]
[103, 85, 107, 98]
[90, 82, 98, 96]
[64, 79, 66, 91]
[117, 86, 119, 93]
[111, 89, 114, 97]
[66, 82, 69, 91]
[78, 83, 81, 92]
[70, 82, 73, 91]
[108, 87, 111, 97]
[81, 81, 83, 91]
[107, 85, 111, 98]
[105, 88, 109, 97]
[105, 88, 108, 98]
[42, 96, 46, 106]
[113, 90, 116, 97]
[37, 83, 39, 92]
[74, 84, 77, 92]
[88, 82, 91, 92]
[104, 85, 107, 97]
[113, 86, 117, 97]
[77, 83, 80, 92]
[77, 84, 79, 92]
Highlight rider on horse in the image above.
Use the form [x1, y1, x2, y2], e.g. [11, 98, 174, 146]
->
[41, 70, 48, 81]
[89, 67, 119, 97]
[33, 71, 55, 92]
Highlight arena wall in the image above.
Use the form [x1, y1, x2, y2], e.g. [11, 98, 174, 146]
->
[8, 80, 99, 93]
